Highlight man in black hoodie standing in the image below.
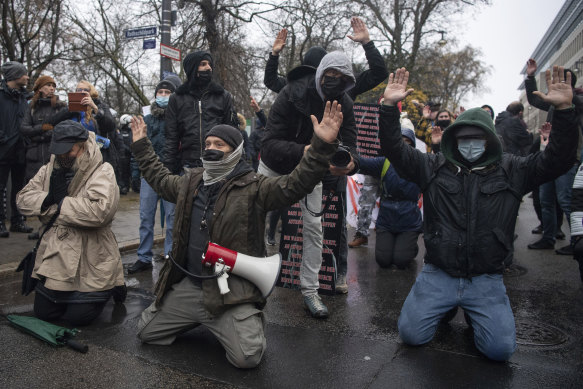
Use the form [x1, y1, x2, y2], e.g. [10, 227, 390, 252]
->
[162, 51, 238, 173]
[0, 61, 33, 237]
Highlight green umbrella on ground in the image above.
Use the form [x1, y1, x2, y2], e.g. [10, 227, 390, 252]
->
[7, 314, 88, 353]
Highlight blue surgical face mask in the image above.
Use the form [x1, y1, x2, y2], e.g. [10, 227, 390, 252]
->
[457, 138, 486, 162]
[156, 96, 169, 107]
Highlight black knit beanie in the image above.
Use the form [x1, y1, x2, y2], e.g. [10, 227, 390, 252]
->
[206, 124, 243, 150]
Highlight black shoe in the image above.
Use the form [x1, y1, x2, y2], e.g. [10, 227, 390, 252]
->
[528, 239, 554, 250]
[531, 225, 543, 234]
[127, 260, 152, 274]
[555, 229, 566, 240]
[555, 244, 573, 256]
[0, 221, 8, 238]
[112, 284, 127, 303]
[266, 236, 276, 246]
[10, 220, 33, 233]
[120, 186, 128, 195]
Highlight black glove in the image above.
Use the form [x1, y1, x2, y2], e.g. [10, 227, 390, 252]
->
[41, 168, 70, 211]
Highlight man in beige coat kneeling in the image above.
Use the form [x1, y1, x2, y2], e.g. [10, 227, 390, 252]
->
[17, 120, 125, 326]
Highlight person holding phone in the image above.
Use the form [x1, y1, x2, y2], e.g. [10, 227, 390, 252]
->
[52, 80, 118, 174]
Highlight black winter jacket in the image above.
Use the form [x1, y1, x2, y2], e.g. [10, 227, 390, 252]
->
[261, 73, 358, 176]
[21, 98, 67, 180]
[264, 41, 388, 100]
[494, 111, 532, 156]
[162, 81, 237, 173]
[379, 104, 578, 277]
[0, 80, 28, 162]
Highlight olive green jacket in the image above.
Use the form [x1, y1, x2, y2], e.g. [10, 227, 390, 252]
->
[131, 134, 338, 315]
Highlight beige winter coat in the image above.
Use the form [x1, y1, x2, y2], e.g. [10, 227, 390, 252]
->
[16, 132, 124, 292]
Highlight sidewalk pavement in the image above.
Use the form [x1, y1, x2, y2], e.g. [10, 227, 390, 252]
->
[0, 191, 165, 276]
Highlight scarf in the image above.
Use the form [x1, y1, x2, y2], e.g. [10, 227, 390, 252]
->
[202, 142, 244, 185]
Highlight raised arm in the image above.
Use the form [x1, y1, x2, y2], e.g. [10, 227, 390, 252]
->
[264, 28, 288, 93]
[347, 17, 388, 98]
[524, 58, 551, 112]
[524, 66, 578, 191]
[379, 68, 439, 189]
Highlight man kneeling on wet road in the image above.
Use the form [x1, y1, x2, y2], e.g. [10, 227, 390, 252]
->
[16, 121, 125, 326]
[379, 66, 578, 361]
[130, 101, 342, 368]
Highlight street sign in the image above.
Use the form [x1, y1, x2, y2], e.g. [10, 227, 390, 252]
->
[143, 39, 156, 50]
[160, 43, 181, 61]
[124, 26, 157, 40]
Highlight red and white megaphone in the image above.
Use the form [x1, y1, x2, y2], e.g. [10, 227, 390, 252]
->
[202, 242, 282, 298]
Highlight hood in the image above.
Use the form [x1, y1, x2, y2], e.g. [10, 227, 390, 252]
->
[401, 127, 416, 145]
[314, 51, 356, 101]
[441, 107, 502, 168]
[183, 50, 212, 81]
[287, 46, 328, 83]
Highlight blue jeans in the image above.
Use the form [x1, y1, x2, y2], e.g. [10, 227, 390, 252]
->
[398, 263, 516, 361]
[137, 178, 176, 263]
[540, 164, 577, 243]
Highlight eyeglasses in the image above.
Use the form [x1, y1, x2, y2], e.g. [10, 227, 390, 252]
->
[76, 88, 90, 92]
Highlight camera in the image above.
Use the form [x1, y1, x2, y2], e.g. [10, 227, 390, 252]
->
[330, 144, 352, 168]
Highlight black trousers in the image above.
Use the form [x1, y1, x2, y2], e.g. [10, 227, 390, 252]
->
[375, 230, 420, 269]
[34, 291, 107, 326]
[0, 150, 25, 223]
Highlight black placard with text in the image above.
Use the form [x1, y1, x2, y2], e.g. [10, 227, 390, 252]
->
[276, 194, 343, 295]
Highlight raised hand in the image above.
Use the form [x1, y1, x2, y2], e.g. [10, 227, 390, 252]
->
[422, 105, 431, 118]
[130, 116, 147, 142]
[272, 28, 288, 55]
[526, 59, 538, 77]
[540, 122, 552, 140]
[311, 100, 343, 144]
[347, 17, 370, 45]
[382, 68, 414, 106]
[532, 66, 573, 110]
[431, 126, 443, 144]
[80, 92, 98, 111]
[250, 96, 261, 113]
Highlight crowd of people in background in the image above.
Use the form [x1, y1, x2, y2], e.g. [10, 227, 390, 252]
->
[1, 15, 582, 369]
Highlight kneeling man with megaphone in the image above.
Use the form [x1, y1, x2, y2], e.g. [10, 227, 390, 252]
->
[129, 101, 343, 369]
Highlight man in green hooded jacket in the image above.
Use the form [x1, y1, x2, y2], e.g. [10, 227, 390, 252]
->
[378, 66, 578, 362]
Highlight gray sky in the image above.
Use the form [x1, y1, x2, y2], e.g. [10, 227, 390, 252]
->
[459, 0, 565, 115]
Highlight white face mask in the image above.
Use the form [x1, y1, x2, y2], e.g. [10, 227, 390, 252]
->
[457, 138, 486, 162]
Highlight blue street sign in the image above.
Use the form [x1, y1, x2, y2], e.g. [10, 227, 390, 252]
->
[143, 39, 156, 50]
[124, 26, 157, 40]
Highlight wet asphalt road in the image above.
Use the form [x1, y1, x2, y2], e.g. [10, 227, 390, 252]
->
[1, 198, 582, 388]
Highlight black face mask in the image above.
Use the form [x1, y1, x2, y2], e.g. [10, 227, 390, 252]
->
[202, 149, 224, 161]
[321, 76, 345, 100]
[436, 119, 451, 129]
[196, 70, 212, 84]
[57, 155, 75, 169]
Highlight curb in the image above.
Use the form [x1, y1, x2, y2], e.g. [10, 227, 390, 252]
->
[0, 235, 165, 279]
